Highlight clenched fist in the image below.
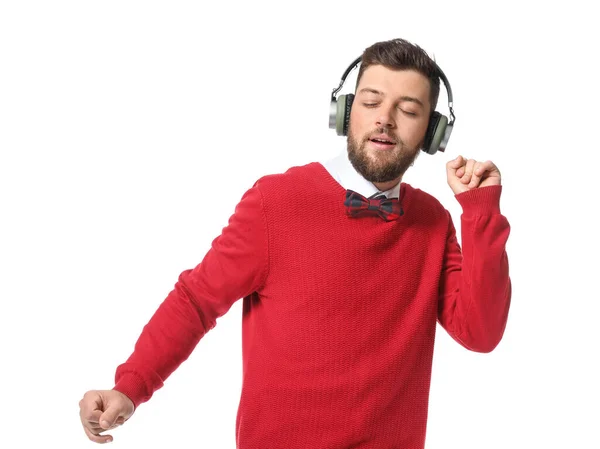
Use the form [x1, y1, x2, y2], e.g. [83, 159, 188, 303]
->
[79, 389, 135, 444]
[446, 155, 501, 195]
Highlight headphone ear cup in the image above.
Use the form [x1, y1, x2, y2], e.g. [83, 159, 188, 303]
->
[336, 94, 354, 136]
[422, 112, 448, 155]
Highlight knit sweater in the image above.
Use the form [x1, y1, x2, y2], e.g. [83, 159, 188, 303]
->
[113, 162, 511, 448]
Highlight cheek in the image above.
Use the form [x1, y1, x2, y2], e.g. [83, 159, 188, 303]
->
[401, 118, 429, 145]
[349, 109, 368, 138]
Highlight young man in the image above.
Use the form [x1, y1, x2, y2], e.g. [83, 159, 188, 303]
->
[79, 38, 511, 448]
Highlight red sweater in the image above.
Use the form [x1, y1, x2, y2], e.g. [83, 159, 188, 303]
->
[114, 162, 511, 448]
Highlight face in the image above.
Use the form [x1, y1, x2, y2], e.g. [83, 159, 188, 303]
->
[347, 65, 432, 184]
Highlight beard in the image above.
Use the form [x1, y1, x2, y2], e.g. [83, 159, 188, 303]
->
[347, 127, 421, 183]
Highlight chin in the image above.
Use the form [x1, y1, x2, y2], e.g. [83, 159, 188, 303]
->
[347, 132, 418, 182]
[368, 146, 400, 160]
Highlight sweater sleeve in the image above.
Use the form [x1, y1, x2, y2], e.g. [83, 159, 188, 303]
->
[113, 183, 269, 408]
[437, 185, 511, 353]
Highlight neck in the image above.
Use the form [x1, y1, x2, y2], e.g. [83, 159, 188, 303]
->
[373, 178, 401, 192]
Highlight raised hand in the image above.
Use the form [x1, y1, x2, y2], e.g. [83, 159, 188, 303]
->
[446, 155, 501, 195]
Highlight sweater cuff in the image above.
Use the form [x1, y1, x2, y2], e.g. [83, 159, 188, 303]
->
[113, 373, 151, 410]
[455, 185, 502, 216]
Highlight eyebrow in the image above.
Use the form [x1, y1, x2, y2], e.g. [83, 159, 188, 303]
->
[358, 87, 425, 107]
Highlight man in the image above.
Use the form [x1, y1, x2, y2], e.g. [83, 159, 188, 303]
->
[79, 38, 511, 448]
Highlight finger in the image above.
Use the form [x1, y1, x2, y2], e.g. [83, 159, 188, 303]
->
[84, 413, 123, 432]
[99, 406, 125, 430]
[468, 161, 484, 188]
[446, 156, 464, 181]
[80, 392, 104, 416]
[454, 156, 467, 177]
[81, 409, 103, 425]
[452, 155, 464, 168]
[91, 422, 122, 432]
[83, 425, 113, 444]
[460, 159, 477, 185]
[80, 410, 105, 437]
[475, 160, 500, 177]
[446, 155, 462, 170]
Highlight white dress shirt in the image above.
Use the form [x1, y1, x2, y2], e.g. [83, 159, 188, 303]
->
[321, 150, 402, 199]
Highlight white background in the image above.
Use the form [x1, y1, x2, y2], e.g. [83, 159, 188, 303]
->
[1, 1, 599, 448]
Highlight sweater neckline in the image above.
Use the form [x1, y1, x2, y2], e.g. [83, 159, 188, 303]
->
[312, 161, 407, 201]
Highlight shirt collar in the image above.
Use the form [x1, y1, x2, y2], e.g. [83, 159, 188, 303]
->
[323, 150, 402, 199]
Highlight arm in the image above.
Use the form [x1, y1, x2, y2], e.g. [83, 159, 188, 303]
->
[437, 184, 511, 352]
[112, 183, 269, 408]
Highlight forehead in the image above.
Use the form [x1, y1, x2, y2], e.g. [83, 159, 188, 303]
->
[357, 65, 431, 103]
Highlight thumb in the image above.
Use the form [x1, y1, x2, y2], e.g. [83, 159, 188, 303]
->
[99, 404, 124, 430]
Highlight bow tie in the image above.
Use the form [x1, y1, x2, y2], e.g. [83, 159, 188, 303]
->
[344, 189, 403, 221]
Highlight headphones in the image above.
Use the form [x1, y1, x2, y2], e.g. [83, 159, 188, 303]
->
[329, 56, 456, 155]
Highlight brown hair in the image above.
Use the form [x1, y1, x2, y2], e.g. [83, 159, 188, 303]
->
[355, 38, 441, 110]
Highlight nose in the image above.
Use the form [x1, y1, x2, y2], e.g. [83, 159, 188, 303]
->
[375, 106, 395, 129]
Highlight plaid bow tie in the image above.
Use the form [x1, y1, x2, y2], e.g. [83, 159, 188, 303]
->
[344, 189, 403, 221]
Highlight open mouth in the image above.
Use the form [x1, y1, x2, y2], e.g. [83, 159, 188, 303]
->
[369, 136, 396, 149]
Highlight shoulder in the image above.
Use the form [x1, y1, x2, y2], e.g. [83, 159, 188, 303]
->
[257, 162, 323, 183]
[254, 162, 328, 195]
